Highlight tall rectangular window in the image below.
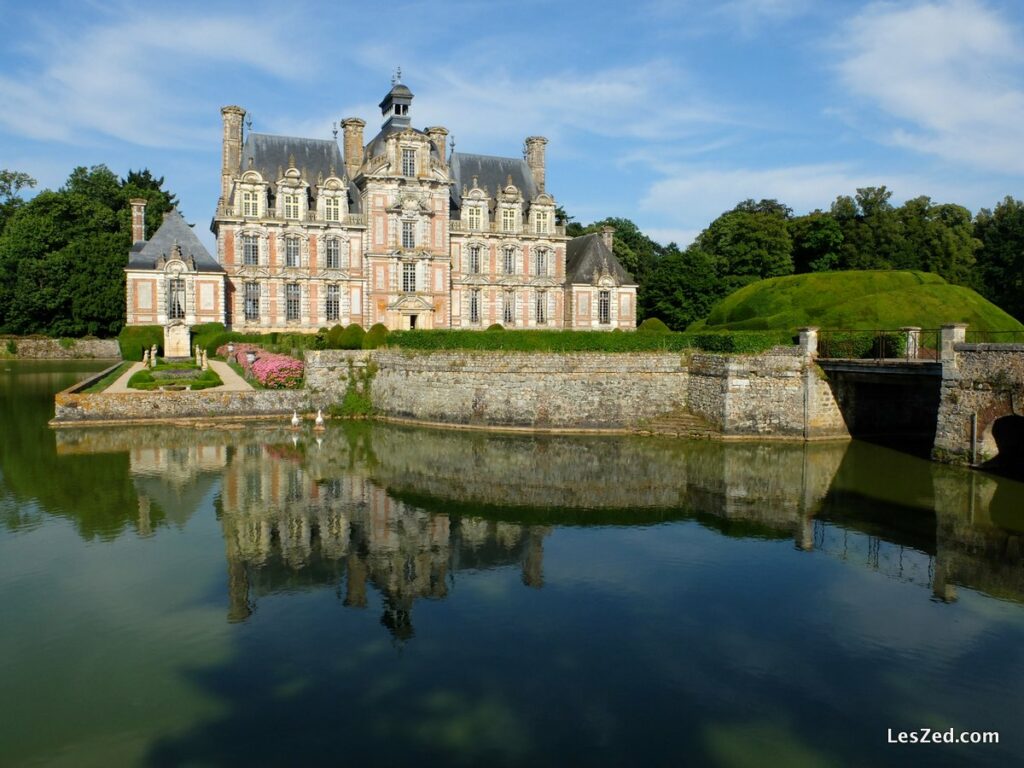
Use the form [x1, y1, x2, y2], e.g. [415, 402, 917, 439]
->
[402, 148, 416, 177]
[599, 290, 611, 324]
[468, 245, 481, 275]
[503, 291, 515, 325]
[242, 190, 258, 217]
[324, 197, 341, 222]
[402, 262, 416, 292]
[535, 249, 547, 276]
[467, 206, 482, 231]
[470, 289, 481, 324]
[502, 208, 517, 232]
[535, 291, 547, 325]
[285, 237, 300, 267]
[326, 284, 340, 321]
[243, 234, 258, 266]
[168, 278, 185, 320]
[326, 239, 340, 269]
[244, 282, 260, 321]
[535, 210, 549, 234]
[285, 283, 300, 320]
[284, 194, 300, 220]
[402, 220, 415, 249]
[503, 247, 515, 275]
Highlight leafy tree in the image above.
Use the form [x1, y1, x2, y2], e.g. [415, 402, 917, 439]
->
[896, 197, 978, 284]
[830, 186, 903, 270]
[696, 203, 794, 283]
[789, 211, 843, 273]
[643, 246, 725, 330]
[975, 197, 1024, 320]
[0, 164, 176, 336]
[0, 169, 36, 234]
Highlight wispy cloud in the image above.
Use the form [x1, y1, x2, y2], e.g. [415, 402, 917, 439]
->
[0, 10, 301, 148]
[835, 0, 1024, 174]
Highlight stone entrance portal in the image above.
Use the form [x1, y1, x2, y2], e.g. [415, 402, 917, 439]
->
[164, 322, 191, 359]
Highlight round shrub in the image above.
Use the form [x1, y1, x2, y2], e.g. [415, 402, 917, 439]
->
[363, 323, 390, 349]
[486, 323, 505, 332]
[637, 317, 671, 334]
[337, 324, 365, 350]
[326, 324, 345, 349]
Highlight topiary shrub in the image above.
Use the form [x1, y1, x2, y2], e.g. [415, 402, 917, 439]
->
[363, 323, 389, 349]
[637, 317, 671, 334]
[326, 324, 345, 349]
[486, 323, 505, 332]
[336, 324, 365, 350]
[118, 326, 162, 361]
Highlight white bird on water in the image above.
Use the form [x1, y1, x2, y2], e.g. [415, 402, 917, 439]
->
[315, 408, 325, 430]
[291, 410, 300, 428]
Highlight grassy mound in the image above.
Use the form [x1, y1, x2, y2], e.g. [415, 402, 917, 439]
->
[694, 271, 1024, 332]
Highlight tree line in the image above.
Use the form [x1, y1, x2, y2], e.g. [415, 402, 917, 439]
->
[571, 187, 1024, 330]
[0, 166, 175, 337]
[2, 166, 1023, 336]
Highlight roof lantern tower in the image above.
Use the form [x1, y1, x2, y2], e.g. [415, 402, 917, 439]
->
[379, 68, 413, 129]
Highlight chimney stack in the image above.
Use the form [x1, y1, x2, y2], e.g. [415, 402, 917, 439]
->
[130, 198, 147, 243]
[220, 105, 246, 203]
[524, 136, 548, 193]
[601, 225, 614, 251]
[341, 118, 366, 180]
[425, 126, 449, 170]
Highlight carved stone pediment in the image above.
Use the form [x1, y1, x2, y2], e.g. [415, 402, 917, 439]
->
[389, 294, 434, 311]
[236, 266, 271, 279]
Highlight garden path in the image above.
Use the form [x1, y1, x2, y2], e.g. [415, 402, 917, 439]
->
[103, 361, 253, 393]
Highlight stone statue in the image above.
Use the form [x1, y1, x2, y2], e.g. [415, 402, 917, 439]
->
[142, 349, 149, 365]
[150, 344, 158, 367]
[201, 350, 209, 370]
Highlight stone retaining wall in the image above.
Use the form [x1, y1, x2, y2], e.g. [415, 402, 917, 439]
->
[2, 336, 120, 359]
[370, 350, 690, 429]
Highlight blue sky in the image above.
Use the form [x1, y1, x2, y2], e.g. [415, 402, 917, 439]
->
[2, 0, 1024, 252]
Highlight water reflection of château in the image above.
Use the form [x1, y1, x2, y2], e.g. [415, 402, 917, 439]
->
[53, 422, 1024, 628]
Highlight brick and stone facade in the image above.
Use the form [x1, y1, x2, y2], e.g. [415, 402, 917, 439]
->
[207, 78, 637, 332]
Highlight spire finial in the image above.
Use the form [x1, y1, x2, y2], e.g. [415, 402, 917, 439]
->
[392, 66, 402, 85]
[332, 121, 338, 140]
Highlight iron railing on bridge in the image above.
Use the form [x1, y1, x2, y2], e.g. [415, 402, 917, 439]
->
[964, 329, 1024, 344]
[818, 328, 942, 361]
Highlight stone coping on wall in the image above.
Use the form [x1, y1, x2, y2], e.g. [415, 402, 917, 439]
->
[1, 336, 121, 359]
[955, 343, 1024, 353]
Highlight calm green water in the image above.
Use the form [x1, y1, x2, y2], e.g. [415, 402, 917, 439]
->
[2, 361, 1024, 767]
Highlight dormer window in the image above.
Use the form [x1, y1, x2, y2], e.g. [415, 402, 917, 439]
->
[324, 196, 341, 222]
[467, 206, 482, 231]
[402, 148, 416, 177]
[502, 208, 517, 232]
[535, 210, 549, 235]
[242, 190, 259, 217]
[284, 194, 300, 220]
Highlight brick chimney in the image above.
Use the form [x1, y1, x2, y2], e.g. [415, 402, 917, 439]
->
[425, 126, 449, 170]
[342, 117, 366, 179]
[130, 198, 147, 243]
[524, 136, 548, 193]
[601, 225, 614, 251]
[220, 105, 246, 203]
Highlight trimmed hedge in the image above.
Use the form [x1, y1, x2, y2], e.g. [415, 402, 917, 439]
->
[818, 331, 906, 360]
[637, 318, 671, 334]
[363, 323, 389, 349]
[118, 326, 162, 361]
[386, 329, 794, 354]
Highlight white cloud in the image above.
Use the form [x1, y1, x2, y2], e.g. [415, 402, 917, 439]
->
[0, 11, 300, 148]
[836, 0, 1024, 174]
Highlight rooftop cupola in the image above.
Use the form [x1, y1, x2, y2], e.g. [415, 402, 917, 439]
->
[379, 70, 413, 129]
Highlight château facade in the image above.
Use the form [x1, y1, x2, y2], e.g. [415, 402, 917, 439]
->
[126, 79, 637, 332]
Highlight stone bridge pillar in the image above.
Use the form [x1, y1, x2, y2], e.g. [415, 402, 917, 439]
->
[798, 327, 818, 358]
[940, 323, 967, 362]
[901, 327, 921, 360]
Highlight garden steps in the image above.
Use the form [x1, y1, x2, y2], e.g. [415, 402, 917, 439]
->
[636, 409, 719, 439]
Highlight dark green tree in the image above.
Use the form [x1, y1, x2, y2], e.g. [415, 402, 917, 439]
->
[789, 211, 843, 272]
[0, 169, 37, 235]
[696, 202, 794, 287]
[975, 197, 1024, 320]
[643, 246, 724, 330]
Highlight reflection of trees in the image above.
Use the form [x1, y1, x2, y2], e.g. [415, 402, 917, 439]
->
[0, 364, 144, 540]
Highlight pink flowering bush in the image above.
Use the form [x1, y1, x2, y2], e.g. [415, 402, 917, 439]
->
[216, 343, 263, 374]
[250, 353, 304, 389]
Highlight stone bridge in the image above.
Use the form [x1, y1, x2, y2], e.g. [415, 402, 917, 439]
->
[810, 325, 1024, 470]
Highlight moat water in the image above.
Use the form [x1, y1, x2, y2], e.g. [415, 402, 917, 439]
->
[2, 361, 1024, 767]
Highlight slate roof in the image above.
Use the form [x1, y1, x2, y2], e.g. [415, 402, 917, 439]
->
[239, 132, 361, 212]
[565, 233, 636, 286]
[449, 152, 538, 212]
[127, 209, 224, 273]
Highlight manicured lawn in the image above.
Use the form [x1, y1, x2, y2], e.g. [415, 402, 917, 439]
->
[81, 362, 132, 393]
